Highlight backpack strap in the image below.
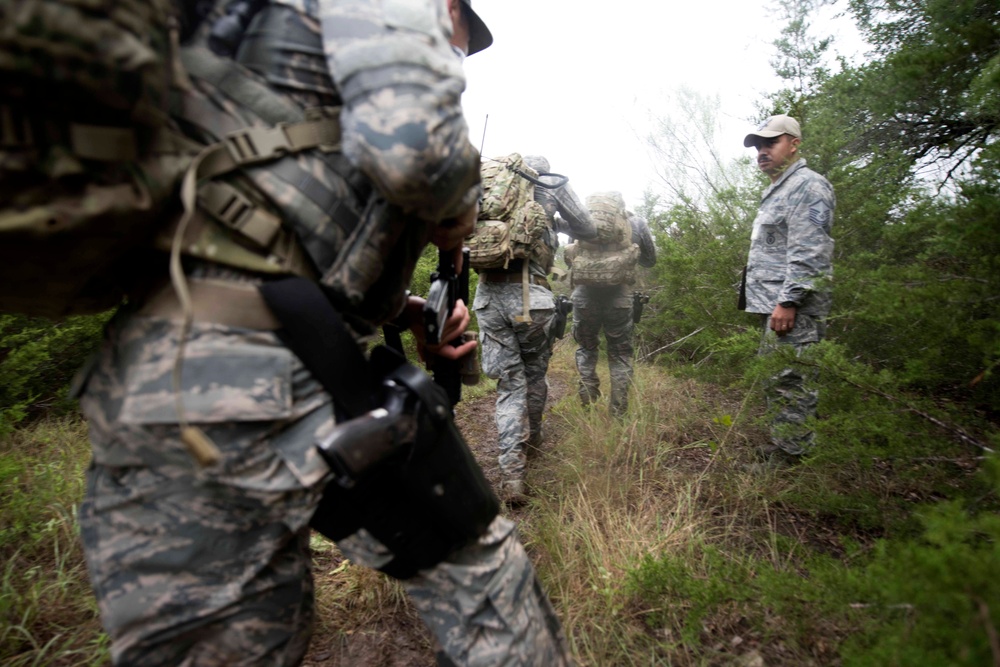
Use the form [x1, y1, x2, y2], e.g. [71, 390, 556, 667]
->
[515, 260, 533, 323]
[196, 117, 342, 180]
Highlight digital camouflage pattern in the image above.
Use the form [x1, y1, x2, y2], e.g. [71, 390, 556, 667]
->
[757, 313, 822, 456]
[81, 296, 570, 665]
[744, 157, 835, 456]
[77, 0, 571, 664]
[474, 283, 556, 483]
[474, 157, 595, 488]
[382, 518, 571, 666]
[572, 286, 635, 416]
[572, 212, 657, 416]
[0, 0, 192, 318]
[78, 307, 330, 666]
[744, 159, 834, 319]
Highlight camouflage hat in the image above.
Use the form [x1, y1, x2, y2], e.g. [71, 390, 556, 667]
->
[743, 115, 802, 147]
[460, 0, 493, 55]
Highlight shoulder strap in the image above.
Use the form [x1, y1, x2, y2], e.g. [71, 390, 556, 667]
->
[258, 276, 376, 417]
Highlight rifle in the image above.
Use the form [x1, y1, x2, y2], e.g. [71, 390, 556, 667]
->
[423, 247, 478, 407]
[632, 291, 650, 324]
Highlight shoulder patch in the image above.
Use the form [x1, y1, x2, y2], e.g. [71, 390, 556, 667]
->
[809, 201, 831, 227]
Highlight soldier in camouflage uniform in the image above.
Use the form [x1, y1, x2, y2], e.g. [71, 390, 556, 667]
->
[740, 115, 835, 466]
[474, 155, 595, 504]
[74, 1, 573, 665]
[572, 206, 657, 417]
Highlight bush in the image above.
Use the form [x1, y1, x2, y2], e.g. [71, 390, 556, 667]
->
[0, 312, 111, 435]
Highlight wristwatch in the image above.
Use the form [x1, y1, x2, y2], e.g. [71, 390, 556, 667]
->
[779, 301, 798, 308]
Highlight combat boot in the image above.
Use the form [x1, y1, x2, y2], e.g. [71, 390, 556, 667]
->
[499, 478, 529, 507]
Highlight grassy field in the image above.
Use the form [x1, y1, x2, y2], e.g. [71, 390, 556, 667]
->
[1, 344, 996, 666]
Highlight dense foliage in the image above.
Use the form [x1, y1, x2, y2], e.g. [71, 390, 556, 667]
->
[629, 0, 1000, 662]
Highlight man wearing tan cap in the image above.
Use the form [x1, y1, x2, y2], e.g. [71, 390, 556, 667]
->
[739, 115, 836, 469]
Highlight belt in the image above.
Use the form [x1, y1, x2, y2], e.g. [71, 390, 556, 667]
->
[480, 272, 550, 289]
[137, 278, 281, 330]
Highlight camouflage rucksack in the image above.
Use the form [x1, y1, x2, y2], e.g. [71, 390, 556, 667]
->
[0, 0, 400, 324]
[467, 153, 552, 272]
[0, 0, 199, 318]
[565, 191, 639, 286]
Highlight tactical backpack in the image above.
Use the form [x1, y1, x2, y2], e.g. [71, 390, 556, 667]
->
[0, 0, 196, 318]
[565, 191, 640, 286]
[467, 153, 553, 273]
[0, 0, 413, 326]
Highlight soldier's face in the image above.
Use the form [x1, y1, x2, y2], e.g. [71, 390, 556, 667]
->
[753, 134, 800, 181]
[448, 0, 471, 55]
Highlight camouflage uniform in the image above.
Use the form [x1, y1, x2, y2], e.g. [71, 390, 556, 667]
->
[744, 158, 835, 456]
[76, 1, 570, 664]
[473, 156, 595, 491]
[572, 213, 656, 416]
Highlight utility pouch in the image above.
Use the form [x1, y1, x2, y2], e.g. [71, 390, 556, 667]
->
[257, 277, 498, 579]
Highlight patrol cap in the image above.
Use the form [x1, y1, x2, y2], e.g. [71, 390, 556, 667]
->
[743, 115, 802, 147]
[460, 0, 493, 55]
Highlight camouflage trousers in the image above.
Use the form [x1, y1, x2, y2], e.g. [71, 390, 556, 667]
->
[758, 313, 824, 456]
[77, 311, 570, 666]
[571, 286, 634, 417]
[474, 281, 555, 483]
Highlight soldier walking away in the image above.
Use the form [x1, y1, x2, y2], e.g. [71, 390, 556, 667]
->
[473, 154, 596, 505]
[569, 193, 656, 418]
[739, 114, 835, 470]
[69, 1, 574, 664]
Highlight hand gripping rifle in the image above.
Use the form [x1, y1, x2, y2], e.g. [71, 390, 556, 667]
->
[423, 247, 479, 407]
[259, 277, 497, 581]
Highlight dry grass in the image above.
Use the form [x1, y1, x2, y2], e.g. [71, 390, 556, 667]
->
[1, 346, 901, 666]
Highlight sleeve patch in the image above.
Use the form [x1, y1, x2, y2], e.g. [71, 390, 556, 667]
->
[809, 201, 831, 227]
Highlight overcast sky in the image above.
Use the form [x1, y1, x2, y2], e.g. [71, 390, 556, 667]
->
[460, 0, 866, 210]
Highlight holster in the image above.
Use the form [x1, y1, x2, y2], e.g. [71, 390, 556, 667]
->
[258, 277, 499, 579]
[551, 294, 573, 340]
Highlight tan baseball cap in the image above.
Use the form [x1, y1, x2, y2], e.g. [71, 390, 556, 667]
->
[460, 0, 493, 55]
[743, 115, 802, 147]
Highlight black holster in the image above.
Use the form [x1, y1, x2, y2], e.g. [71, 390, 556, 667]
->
[258, 277, 498, 580]
[632, 291, 650, 324]
[551, 294, 573, 340]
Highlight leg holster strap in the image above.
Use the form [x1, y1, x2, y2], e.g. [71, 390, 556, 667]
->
[258, 277, 499, 579]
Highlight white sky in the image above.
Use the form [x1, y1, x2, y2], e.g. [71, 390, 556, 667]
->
[460, 0, 867, 210]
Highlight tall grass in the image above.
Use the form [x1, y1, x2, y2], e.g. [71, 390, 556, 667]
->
[2, 348, 995, 666]
[0, 417, 106, 666]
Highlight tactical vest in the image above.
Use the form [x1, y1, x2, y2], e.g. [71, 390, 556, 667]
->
[0, 0, 430, 327]
[172, 1, 430, 327]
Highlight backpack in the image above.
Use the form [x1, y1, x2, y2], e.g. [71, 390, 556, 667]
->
[0, 1, 393, 322]
[566, 191, 639, 286]
[467, 153, 552, 272]
[0, 0, 196, 319]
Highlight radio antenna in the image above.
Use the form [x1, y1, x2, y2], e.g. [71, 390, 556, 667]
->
[479, 114, 489, 156]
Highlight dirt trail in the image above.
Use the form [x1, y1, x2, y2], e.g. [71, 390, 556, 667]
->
[304, 358, 575, 666]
